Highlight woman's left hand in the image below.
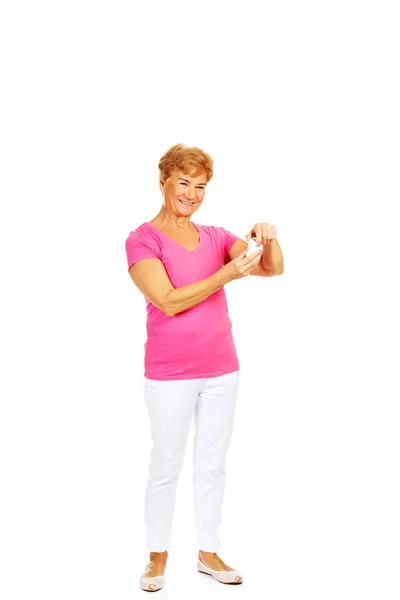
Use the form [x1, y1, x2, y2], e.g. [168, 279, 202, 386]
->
[245, 222, 277, 245]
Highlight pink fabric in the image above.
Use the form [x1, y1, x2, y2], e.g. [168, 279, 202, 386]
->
[125, 221, 241, 380]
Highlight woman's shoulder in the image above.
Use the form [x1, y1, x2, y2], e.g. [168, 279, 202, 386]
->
[125, 223, 162, 264]
[126, 222, 152, 240]
[125, 222, 160, 249]
[127, 221, 149, 233]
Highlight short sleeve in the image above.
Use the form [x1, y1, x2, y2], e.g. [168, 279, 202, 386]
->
[125, 230, 159, 271]
[219, 226, 241, 259]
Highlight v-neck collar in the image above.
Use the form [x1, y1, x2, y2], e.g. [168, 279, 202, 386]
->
[145, 221, 202, 254]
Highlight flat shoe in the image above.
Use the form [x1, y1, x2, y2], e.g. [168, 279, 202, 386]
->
[139, 574, 165, 592]
[197, 559, 243, 584]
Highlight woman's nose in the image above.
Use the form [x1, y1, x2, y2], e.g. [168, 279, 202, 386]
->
[185, 187, 197, 200]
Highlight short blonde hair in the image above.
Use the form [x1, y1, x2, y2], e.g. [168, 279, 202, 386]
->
[158, 143, 214, 183]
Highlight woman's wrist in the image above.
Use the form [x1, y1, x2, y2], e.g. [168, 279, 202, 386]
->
[217, 266, 232, 286]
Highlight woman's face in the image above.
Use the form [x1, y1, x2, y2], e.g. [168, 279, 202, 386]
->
[160, 168, 207, 215]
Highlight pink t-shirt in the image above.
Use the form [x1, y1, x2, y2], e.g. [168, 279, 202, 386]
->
[125, 221, 241, 380]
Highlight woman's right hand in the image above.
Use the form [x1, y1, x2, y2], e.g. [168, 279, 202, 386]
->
[223, 249, 263, 281]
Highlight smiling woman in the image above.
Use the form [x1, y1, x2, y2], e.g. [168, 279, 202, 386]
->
[125, 142, 273, 592]
[155, 144, 212, 216]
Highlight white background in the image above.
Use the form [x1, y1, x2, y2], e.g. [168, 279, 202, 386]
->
[1, 1, 399, 599]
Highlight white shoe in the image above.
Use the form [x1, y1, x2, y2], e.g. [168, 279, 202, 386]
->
[139, 574, 165, 592]
[197, 559, 243, 584]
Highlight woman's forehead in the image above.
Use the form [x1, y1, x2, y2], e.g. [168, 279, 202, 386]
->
[173, 168, 207, 183]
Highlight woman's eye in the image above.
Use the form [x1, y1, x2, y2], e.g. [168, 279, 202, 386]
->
[180, 182, 188, 186]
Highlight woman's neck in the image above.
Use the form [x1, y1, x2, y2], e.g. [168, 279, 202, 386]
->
[151, 207, 192, 230]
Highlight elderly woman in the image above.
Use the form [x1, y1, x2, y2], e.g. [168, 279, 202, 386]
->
[125, 143, 284, 592]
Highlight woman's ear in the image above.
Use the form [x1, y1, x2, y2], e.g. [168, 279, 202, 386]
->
[159, 179, 165, 193]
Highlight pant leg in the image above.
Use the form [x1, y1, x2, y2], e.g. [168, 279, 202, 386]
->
[192, 370, 240, 552]
[143, 377, 200, 552]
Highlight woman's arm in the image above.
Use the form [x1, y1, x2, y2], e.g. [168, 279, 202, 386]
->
[129, 258, 231, 317]
[166, 269, 232, 316]
[129, 249, 262, 316]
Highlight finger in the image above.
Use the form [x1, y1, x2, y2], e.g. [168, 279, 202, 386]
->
[242, 249, 262, 262]
[244, 254, 262, 274]
[247, 251, 263, 264]
[236, 247, 261, 265]
[250, 247, 263, 257]
[239, 249, 261, 264]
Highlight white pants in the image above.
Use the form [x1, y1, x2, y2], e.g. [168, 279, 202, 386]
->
[143, 370, 240, 552]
